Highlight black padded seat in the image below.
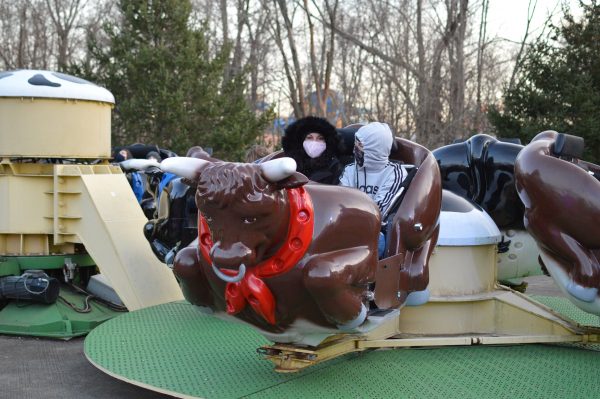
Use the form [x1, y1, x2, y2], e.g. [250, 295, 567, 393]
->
[552, 133, 584, 159]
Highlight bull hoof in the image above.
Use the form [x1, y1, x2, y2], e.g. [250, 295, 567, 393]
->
[405, 289, 430, 306]
[566, 281, 598, 303]
[337, 303, 367, 331]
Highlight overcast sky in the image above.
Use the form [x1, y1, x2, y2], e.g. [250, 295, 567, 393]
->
[487, 0, 583, 42]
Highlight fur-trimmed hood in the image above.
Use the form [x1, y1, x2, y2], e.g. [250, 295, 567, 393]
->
[282, 116, 340, 154]
[281, 116, 342, 184]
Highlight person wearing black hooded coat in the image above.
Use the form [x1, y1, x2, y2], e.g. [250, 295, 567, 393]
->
[281, 116, 343, 184]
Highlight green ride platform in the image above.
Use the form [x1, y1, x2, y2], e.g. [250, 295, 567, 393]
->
[85, 297, 600, 399]
[0, 255, 123, 338]
[0, 284, 122, 339]
[0, 254, 96, 277]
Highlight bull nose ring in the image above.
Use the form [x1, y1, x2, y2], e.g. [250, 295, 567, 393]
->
[211, 263, 247, 283]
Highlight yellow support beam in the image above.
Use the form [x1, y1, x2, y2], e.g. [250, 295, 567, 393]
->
[54, 166, 183, 310]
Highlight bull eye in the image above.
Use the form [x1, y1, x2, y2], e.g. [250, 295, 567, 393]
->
[241, 216, 257, 224]
[205, 215, 213, 223]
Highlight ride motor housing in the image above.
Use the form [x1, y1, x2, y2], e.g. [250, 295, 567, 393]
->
[0, 270, 60, 304]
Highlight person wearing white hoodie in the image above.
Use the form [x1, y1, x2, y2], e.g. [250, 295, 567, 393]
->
[339, 122, 406, 215]
[339, 122, 406, 257]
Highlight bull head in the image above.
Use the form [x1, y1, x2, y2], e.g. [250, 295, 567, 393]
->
[158, 156, 303, 284]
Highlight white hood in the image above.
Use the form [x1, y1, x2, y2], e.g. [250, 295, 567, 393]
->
[356, 122, 393, 171]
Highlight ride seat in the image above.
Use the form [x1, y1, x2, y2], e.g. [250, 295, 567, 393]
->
[336, 125, 361, 166]
[381, 166, 419, 228]
[552, 133, 584, 159]
[551, 133, 599, 182]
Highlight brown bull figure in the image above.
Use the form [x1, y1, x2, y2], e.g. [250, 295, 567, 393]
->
[163, 157, 381, 335]
[515, 131, 600, 315]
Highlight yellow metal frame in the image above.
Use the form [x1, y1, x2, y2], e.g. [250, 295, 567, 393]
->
[0, 161, 183, 311]
[0, 93, 183, 311]
[0, 98, 111, 159]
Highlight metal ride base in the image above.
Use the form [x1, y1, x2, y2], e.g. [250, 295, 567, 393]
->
[0, 254, 122, 338]
[260, 288, 599, 372]
[260, 244, 599, 372]
[0, 284, 122, 338]
[84, 243, 600, 398]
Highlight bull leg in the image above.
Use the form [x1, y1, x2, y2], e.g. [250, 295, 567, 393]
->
[302, 247, 375, 329]
[546, 233, 599, 302]
[398, 243, 432, 292]
[398, 244, 432, 307]
[173, 245, 216, 309]
[528, 217, 600, 302]
[388, 215, 439, 306]
[394, 226, 438, 305]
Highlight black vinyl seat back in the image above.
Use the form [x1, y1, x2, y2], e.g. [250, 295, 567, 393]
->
[552, 133, 585, 159]
[550, 133, 600, 182]
[336, 125, 361, 166]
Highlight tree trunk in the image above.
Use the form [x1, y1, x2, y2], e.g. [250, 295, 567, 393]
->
[476, 0, 489, 131]
[275, 0, 306, 117]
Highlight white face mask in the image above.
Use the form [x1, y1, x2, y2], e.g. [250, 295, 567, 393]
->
[303, 140, 326, 158]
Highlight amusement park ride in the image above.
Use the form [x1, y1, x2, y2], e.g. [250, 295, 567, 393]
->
[141, 130, 599, 372]
[0, 70, 599, 396]
[0, 70, 182, 337]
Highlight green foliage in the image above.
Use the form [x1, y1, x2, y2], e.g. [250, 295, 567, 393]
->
[78, 0, 271, 160]
[489, 1, 600, 163]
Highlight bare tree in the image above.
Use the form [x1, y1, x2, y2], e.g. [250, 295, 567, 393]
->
[320, 0, 496, 147]
[508, 0, 537, 91]
[333, 7, 369, 125]
[45, 0, 86, 70]
[220, 0, 229, 45]
[0, 0, 54, 69]
[475, 0, 489, 131]
[260, 0, 343, 121]
[244, 1, 272, 109]
[275, 0, 308, 117]
[0, 0, 540, 150]
[0, 0, 107, 71]
[179, 0, 531, 147]
[303, 0, 337, 118]
[446, 0, 469, 140]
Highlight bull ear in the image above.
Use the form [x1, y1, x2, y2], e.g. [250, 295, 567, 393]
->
[275, 172, 309, 189]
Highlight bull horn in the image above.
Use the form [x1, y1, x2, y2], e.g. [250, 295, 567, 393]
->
[119, 159, 160, 171]
[211, 263, 246, 283]
[159, 157, 210, 180]
[260, 157, 297, 182]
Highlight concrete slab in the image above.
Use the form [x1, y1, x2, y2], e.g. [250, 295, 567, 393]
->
[0, 335, 173, 399]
